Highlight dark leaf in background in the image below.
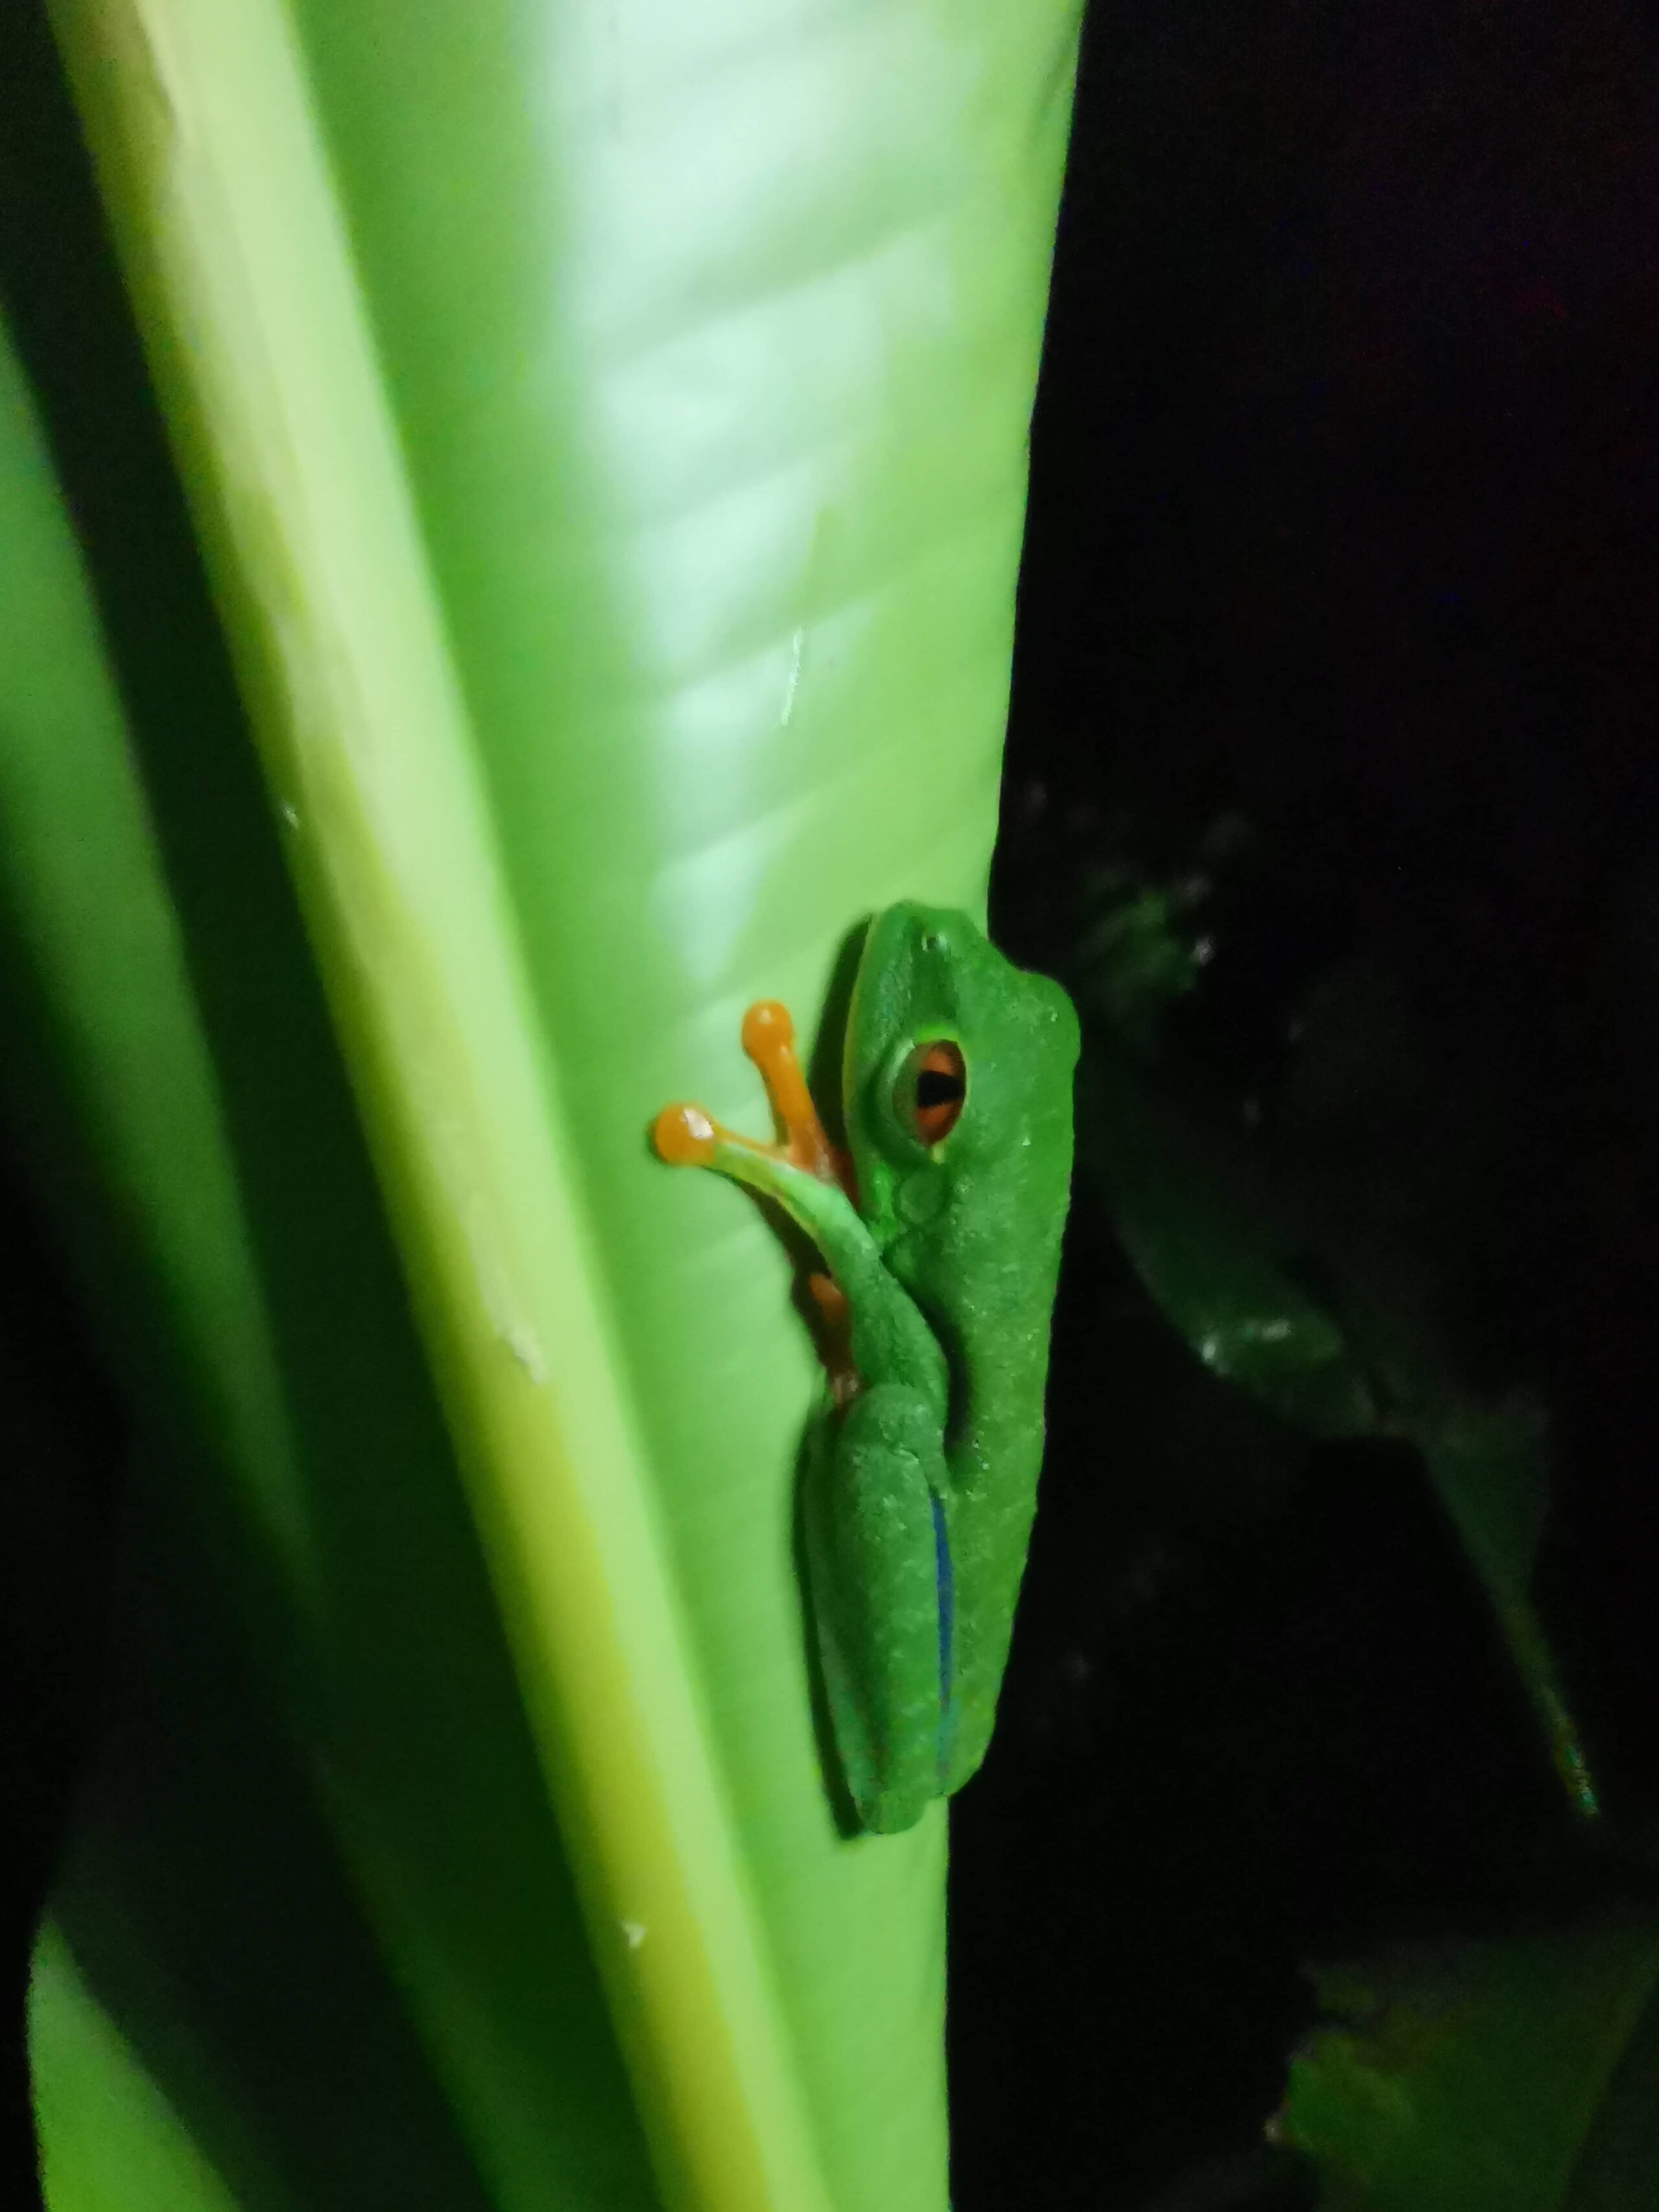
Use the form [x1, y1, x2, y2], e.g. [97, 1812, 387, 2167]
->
[1281, 1915, 1659, 2210]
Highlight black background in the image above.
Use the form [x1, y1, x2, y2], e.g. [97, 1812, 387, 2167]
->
[961, 1, 1659, 2206]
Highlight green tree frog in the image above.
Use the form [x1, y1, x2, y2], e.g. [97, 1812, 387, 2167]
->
[653, 904, 1078, 1834]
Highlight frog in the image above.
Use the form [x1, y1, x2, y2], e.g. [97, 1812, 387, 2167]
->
[653, 903, 1079, 1834]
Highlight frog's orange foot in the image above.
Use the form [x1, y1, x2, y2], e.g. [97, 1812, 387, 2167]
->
[651, 1102, 720, 1167]
[737, 997, 846, 1187]
[741, 999, 795, 1062]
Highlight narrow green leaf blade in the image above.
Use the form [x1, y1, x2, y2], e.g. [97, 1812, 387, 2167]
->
[30, 1929, 240, 2212]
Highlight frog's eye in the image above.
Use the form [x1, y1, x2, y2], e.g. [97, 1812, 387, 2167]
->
[897, 1040, 966, 1147]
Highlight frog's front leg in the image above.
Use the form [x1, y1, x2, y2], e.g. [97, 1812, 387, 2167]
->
[804, 1382, 952, 1835]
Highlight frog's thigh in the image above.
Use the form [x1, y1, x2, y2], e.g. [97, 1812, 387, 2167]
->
[804, 1383, 947, 1835]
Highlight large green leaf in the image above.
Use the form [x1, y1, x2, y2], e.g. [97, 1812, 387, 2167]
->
[7, 1, 1078, 2205]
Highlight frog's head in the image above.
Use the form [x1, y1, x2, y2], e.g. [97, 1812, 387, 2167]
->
[842, 903, 1080, 1249]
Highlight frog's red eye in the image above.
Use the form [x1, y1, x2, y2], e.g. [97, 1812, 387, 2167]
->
[898, 1040, 966, 1146]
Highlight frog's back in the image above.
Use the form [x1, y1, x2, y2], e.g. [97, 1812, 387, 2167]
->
[888, 941, 1079, 1793]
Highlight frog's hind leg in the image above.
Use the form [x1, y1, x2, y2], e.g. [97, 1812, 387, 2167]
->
[803, 1383, 949, 1835]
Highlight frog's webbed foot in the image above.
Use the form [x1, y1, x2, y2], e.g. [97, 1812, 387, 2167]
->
[739, 1001, 850, 1196]
[653, 1001, 863, 1404]
[652, 999, 850, 1193]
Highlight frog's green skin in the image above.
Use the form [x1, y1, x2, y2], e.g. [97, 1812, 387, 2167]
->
[662, 904, 1078, 1834]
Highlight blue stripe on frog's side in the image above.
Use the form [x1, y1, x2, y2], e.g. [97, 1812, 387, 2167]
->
[930, 1492, 955, 1782]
